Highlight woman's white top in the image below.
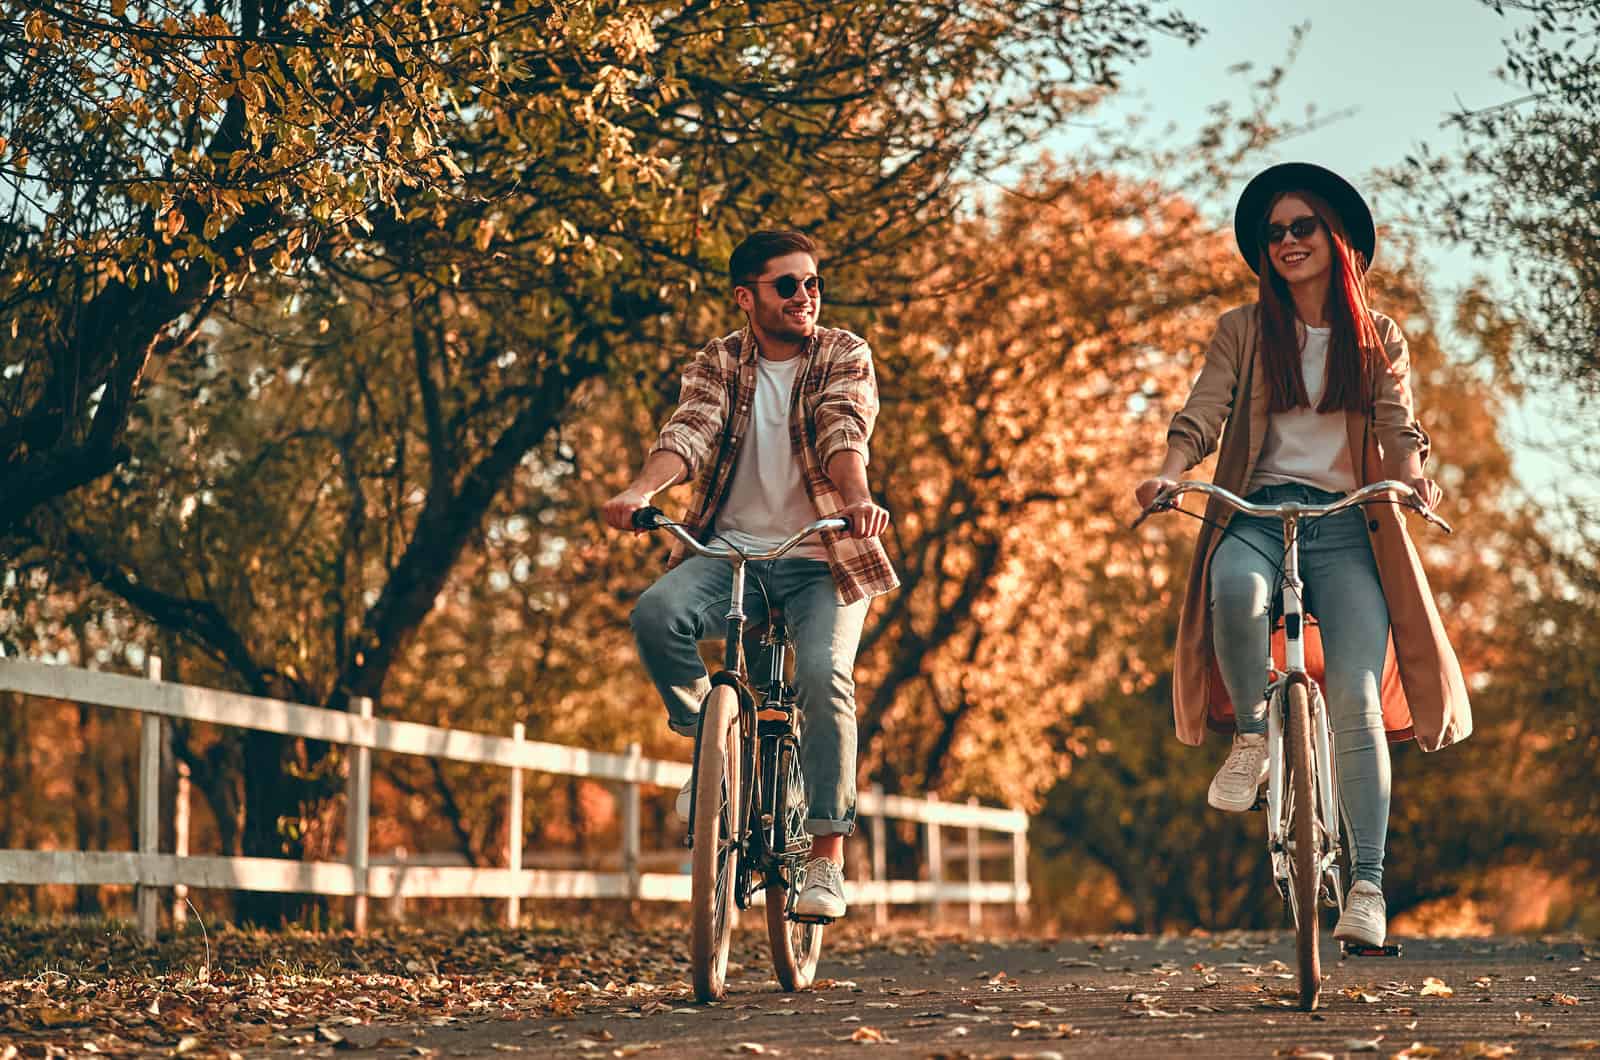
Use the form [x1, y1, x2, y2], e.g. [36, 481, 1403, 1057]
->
[1247, 325, 1359, 495]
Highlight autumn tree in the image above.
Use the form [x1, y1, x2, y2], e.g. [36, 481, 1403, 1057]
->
[1401, 1, 1599, 405]
[7, 2, 1209, 919]
[0, 0, 1202, 538]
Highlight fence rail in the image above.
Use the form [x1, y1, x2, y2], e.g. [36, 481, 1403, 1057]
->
[0, 659, 1030, 939]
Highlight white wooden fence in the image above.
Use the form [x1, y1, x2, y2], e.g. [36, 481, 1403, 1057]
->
[0, 659, 1030, 940]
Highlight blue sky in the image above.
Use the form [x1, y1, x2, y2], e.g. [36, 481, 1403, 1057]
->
[1055, 0, 1583, 498]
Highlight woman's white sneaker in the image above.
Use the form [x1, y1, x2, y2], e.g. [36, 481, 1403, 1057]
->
[1334, 880, 1388, 947]
[1207, 732, 1269, 811]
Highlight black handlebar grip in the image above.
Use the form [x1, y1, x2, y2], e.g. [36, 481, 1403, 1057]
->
[632, 505, 665, 531]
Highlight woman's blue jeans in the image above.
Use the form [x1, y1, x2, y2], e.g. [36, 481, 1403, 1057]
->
[631, 555, 868, 837]
[1209, 482, 1392, 888]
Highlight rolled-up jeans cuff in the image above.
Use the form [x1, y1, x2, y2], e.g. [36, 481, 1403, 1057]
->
[667, 713, 699, 739]
[805, 816, 855, 837]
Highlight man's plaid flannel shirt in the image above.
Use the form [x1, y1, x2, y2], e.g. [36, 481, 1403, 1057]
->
[651, 325, 899, 605]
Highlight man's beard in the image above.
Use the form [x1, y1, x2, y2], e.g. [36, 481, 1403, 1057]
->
[761, 304, 815, 344]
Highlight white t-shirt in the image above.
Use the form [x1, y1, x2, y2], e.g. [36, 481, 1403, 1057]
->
[713, 355, 828, 562]
[1248, 325, 1359, 495]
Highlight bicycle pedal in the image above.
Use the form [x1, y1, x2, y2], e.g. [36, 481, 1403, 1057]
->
[1340, 941, 1403, 958]
[789, 913, 834, 926]
[1248, 793, 1267, 812]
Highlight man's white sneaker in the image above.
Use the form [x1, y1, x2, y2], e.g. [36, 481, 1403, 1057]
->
[793, 858, 847, 919]
[1207, 732, 1269, 812]
[674, 774, 693, 822]
[1334, 880, 1387, 947]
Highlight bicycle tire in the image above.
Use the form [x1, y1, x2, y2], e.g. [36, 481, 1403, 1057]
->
[1286, 679, 1322, 1011]
[691, 685, 741, 1002]
[766, 739, 822, 990]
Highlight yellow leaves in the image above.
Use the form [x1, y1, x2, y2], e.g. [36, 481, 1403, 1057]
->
[1419, 976, 1454, 998]
[22, 8, 61, 43]
[473, 218, 496, 252]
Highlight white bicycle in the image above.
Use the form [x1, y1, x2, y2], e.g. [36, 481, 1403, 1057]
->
[1135, 479, 1451, 1010]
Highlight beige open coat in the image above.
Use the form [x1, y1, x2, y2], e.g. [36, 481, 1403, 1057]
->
[1167, 303, 1473, 752]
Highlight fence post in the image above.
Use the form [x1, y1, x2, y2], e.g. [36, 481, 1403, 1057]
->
[507, 722, 525, 928]
[171, 757, 191, 927]
[137, 656, 164, 943]
[965, 796, 981, 930]
[925, 795, 943, 927]
[622, 742, 641, 905]
[346, 696, 373, 934]
[389, 847, 409, 922]
[867, 783, 887, 926]
[1012, 822, 1029, 926]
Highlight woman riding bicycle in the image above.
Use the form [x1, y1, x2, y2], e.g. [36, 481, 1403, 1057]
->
[1134, 163, 1473, 947]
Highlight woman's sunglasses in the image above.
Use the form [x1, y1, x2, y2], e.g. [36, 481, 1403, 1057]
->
[1262, 216, 1321, 245]
[746, 274, 824, 299]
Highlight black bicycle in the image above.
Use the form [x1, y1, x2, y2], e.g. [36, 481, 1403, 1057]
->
[632, 505, 846, 1001]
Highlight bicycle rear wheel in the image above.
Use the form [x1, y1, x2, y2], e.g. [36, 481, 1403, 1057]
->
[766, 738, 822, 990]
[691, 685, 741, 1002]
[1285, 679, 1322, 1011]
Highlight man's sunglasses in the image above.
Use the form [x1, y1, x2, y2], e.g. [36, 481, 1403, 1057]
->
[744, 274, 824, 299]
[1262, 216, 1321, 245]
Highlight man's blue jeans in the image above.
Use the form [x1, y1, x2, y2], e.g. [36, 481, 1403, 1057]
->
[1210, 482, 1392, 888]
[631, 555, 868, 837]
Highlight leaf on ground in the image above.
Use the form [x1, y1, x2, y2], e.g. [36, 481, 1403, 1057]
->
[1419, 977, 1454, 998]
[1342, 1038, 1382, 1052]
[1273, 1048, 1334, 1059]
[1393, 1045, 1444, 1059]
[848, 1026, 896, 1044]
[1543, 993, 1580, 1006]
[731, 1045, 776, 1055]
[1457, 1043, 1517, 1058]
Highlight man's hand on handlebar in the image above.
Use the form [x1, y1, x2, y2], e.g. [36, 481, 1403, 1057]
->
[837, 499, 890, 540]
[602, 489, 654, 532]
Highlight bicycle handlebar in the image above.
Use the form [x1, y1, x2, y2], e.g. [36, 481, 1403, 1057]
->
[1131, 479, 1453, 534]
[632, 506, 851, 561]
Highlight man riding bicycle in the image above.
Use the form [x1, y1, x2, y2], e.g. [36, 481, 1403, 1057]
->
[602, 230, 897, 921]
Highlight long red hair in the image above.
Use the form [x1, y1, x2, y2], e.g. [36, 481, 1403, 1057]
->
[1256, 189, 1386, 414]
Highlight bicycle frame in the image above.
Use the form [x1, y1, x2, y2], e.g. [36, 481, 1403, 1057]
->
[634, 510, 849, 879]
[1136, 480, 1451, 918]
[1260, 503, 1343, 912]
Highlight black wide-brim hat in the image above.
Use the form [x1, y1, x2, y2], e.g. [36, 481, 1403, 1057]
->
[1233, 162, 1376, 275]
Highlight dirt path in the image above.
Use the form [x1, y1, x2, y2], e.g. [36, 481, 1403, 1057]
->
[324, 931, 1600, 1059]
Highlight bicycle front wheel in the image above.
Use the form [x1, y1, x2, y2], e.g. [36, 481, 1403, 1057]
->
[1285, 679, 1322, 1011]
[766, 738, 822, 990]
[691, 684, 742, 1002]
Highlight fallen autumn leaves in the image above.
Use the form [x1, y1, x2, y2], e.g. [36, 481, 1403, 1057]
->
[0, 918, 701, 1057]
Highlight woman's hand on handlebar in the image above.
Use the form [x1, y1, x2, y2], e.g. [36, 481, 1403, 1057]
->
[1401, 476, 1443, 511]
[1135, 477, 1177, 512]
